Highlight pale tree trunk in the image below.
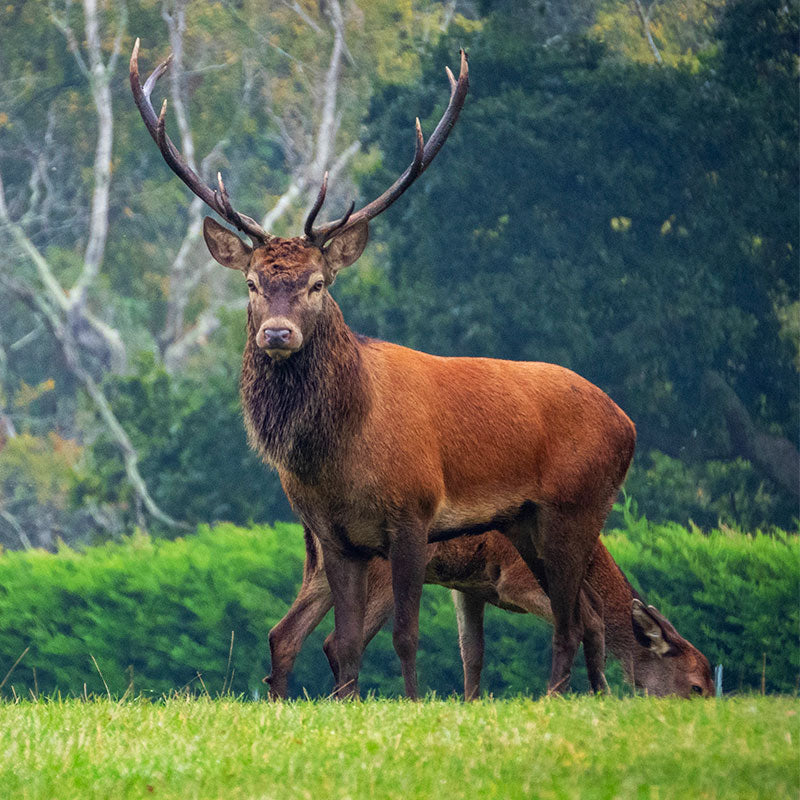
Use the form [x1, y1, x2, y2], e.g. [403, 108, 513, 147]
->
[156, 0, 261, 358]
[50, 0, 127, 371]
[703, 371, 800, 499]
[158, 0, 204, 351]
[632, 0, 663, 65]
[0, 0, 184, 530]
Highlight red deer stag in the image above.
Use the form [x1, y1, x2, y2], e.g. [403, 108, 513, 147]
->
[131, 40, 636, 698]
[266, 529, 714, 699]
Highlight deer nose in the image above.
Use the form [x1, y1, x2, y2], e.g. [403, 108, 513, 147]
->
[263, 328, 292, 347]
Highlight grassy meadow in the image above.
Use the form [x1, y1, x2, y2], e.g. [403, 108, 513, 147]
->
[0, 695, 797, 800]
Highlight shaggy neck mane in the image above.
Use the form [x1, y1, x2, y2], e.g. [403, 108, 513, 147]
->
[240, 297, 369, 483]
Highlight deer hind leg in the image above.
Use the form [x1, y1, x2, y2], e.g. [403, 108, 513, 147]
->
[579, 581, 609, 694]
[538, 505, 607, 695]
[266, 529, 333, 699]
[503, 502, 604, 695]
[452, 590, 486, 701]
[322, 559, 394, 692]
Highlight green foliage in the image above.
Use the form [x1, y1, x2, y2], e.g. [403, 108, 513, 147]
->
[615, 451, 797, 531]
[0, 431, 103, 550]
[608, 500, 800, 695]
[0, 524, 306, 698]
[0, 518, 796, 700]
[86, 353, 291, 528]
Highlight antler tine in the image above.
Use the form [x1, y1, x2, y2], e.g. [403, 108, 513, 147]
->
[304, 170, 357, 246]
[418, 49, 468, 170]
[304, 172, 329, 240]
[215, 172, 237, 221]
[445, 66, 457, 98]
[306, 115, 425, 246]
[307, 49, 468, 245]
[130, 38, 272, 245]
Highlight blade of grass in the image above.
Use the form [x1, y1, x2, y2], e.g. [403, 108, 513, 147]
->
[90, 654, 112, 700]
[0, 646, 30, 693]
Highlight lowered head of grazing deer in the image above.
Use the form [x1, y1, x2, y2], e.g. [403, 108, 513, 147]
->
[626, 599, 713, 696]
[132, 39, 638, 700]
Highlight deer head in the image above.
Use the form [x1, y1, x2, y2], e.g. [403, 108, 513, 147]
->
[130, 39, 468, 360]
[631, 599, 714, 696]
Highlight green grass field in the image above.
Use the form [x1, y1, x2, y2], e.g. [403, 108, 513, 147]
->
[0, 696, 796, 799]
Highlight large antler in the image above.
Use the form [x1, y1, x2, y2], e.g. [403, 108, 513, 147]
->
[304, 50, 469, 248]
[130, 38, 272, 246]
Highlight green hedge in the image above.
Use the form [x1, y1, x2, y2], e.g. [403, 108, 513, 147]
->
[0, 517, 797, 699]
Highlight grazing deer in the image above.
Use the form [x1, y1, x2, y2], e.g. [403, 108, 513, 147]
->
[266, 529, 714, 699]
[132, 41, 637, 698]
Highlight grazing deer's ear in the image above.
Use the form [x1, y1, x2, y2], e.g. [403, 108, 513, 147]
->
[631, 599, 680, 657]
[203, 217, 252, 271]
[323, 220, 369, 282]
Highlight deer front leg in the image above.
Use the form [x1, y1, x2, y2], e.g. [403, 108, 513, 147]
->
[389, 524, 428, 700]
[452, 590, 486, 701]
[579, 582, 610, 694]
[322, 558, 395, 688]
[323, 544, 369, 700]
[265, 561, 333, 699]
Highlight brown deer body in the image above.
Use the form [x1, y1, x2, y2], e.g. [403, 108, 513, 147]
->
[266, 529, 714, 699]
[132, 42, 636, 698]
[238, 315, 635, 698]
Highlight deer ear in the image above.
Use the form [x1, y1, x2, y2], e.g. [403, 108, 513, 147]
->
[203, 217, 252, 270]
[323, 220, 369, 281]
[631, 599, 680, 657]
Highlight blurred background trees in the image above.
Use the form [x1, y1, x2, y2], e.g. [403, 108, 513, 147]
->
[0, 0, 797, 549]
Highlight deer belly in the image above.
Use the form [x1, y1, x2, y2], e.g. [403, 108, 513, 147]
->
[429, 492, 532, 543]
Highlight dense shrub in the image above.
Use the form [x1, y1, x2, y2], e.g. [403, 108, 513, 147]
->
[607, 505, 800, 695]
[0, 517, 796, 699]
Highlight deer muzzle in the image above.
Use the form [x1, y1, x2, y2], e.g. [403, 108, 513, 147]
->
[257, 319, 303, 359]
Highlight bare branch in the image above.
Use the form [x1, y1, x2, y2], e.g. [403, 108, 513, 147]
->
[66, 351, 186, 529]
[0, 170, 70, 313]
[260, 180, 305, 232]
[49, 0, 90, 78]
[327, 141, 361, 185]
[161, 0, 196, 171]
[283, 0, 323, 34]
[70, 0, 125, 308]
[307, 0, 347, 184]
[262, 0, 355, 234]
[0, 168, 126, 371]
[9, 325, 43, 352]
[632, 0, 663, 65]
[0, 509, 32, 551]
[0, 273, 185, 530]
[163, 295, 248, 373]
[106, 0, 128, 77]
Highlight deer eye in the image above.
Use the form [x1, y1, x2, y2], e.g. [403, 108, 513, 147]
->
[310, 280, 325, 294]
[246, 280, 256, 292]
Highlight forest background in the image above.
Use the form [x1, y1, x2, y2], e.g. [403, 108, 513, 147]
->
[0, 0, 797, 697]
